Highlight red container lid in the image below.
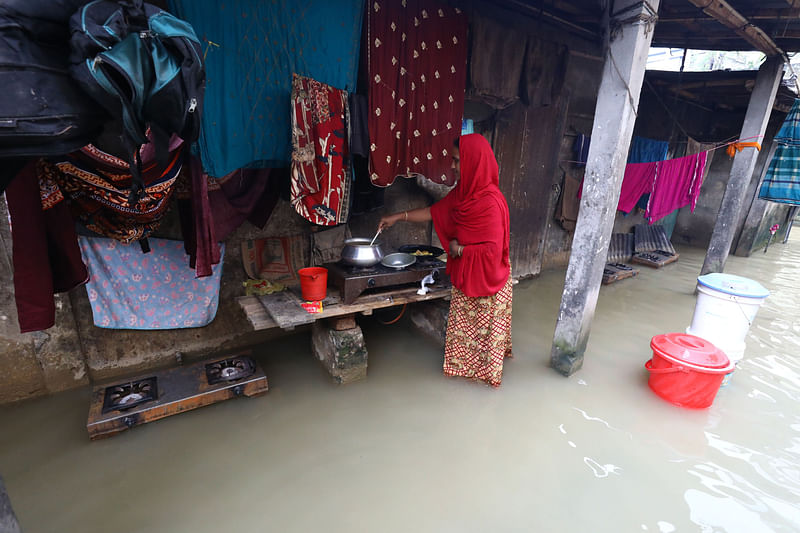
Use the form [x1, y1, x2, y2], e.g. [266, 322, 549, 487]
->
[650, 333, 730, 369]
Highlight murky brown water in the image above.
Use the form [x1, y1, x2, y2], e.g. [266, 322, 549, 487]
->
[1, 235, 799, 532]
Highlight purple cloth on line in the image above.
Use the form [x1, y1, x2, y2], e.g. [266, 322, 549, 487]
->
[647, 151, 708, 223]
[618, 162, 657, 214]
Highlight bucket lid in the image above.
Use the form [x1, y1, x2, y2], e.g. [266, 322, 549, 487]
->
[697, 273, 769, 299]
[650, 333, 730, 369]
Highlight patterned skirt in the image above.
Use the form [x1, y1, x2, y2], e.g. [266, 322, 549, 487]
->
[443, 275, 513, 387]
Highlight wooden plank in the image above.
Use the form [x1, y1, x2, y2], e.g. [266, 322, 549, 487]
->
[685, 0, 783, 56]
[239, 285, 451, 331]
[237, 296, 277, 330]
[258, 290, 316, 330]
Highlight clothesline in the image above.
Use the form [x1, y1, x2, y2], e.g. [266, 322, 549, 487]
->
[559, 134, 764, 166]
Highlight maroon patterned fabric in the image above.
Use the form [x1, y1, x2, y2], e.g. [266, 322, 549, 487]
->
[368, 0, 467, 187]
[290, 74, 351, 225]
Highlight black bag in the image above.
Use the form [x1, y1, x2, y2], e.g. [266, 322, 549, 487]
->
[69, 0, 205, 204]
[0, 0, 104, 163]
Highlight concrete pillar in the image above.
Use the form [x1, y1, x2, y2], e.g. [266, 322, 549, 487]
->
[311, 318, 368, 384]
[701, 56, 784, 275]
[408, 300, 450, 347]
[0, 476, 22, 533]
[549, 0, 659, 376]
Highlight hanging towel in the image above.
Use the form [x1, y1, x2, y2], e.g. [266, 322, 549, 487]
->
[647, 151, 708, 223]
[759, 98, 800, 205]
[290, 74, 352, 225]
[5, 160, 88, 333]
[628, 136, 669, 164]
[368, 0, 468, 187]
[167, 0, 363, 177]
[78, 237, 224, 330]
[617, 162, 658, 214]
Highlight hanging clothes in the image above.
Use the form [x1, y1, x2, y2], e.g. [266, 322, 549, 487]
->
[4, 161, 88, 333]
[617, 162, 658, 214]
[44, 139, 184, 244]
[628, 136, 670, 164]
[208, 167, 280, 241]
[759, 99, 800, 205]
[290, 74, 352, 225]
[647, 151, 708, 223]
[78, 237, 224, 330]
[368, 0, 468, 187]
[573, 134, 590, 165]
[176, 156, 222, 278]
[167, 0, 363, 177]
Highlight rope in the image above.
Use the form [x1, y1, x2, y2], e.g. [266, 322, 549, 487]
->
[376, 303, 407, 325]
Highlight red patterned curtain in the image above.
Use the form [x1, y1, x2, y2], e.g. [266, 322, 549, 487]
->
[368, 0, 468, 187]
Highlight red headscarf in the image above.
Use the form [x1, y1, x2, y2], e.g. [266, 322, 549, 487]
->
[430, 133, 510, 297]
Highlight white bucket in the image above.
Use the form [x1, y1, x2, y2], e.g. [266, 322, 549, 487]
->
[687, 273, 769, 364]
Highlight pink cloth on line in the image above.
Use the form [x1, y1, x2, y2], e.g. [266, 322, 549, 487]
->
[647, 151, 708, 223]
[618, 161, 657, 213]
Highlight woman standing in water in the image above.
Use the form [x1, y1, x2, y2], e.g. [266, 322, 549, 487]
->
[378, 133, 512, 387]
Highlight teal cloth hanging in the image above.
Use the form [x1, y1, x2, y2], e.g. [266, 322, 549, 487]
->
[167, 0, 363, 177]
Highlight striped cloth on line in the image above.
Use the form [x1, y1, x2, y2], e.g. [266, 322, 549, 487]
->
[760, 98, 800, 205]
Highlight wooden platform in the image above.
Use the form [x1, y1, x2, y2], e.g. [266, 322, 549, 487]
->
[631, 250, 679, 268]
[602, 262, 639, 284]
[238, 284, 452, 331]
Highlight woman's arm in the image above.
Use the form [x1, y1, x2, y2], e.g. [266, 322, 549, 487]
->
[378, 206, 431, 230]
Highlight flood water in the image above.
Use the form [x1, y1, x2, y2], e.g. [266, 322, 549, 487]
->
[1, 235, 799, 532]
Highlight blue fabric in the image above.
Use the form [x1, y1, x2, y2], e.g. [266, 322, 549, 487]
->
[774, 98, 800, 146]
[628, 136, 669, 164]
[79, 237, 225, 330]
[167, 0, 363, 177]
[759, 99, 800, 205]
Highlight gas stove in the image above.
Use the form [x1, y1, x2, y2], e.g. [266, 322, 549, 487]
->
[325, 257, 449, 304]
[87, 353, 268, 440]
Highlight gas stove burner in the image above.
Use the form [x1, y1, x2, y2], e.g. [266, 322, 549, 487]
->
[205, 356, 257, 385]
[101, 377, 158, 414]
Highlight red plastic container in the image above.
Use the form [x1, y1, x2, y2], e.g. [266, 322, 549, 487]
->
[298, 267, 328, 301]
[645, 333, 733, 409]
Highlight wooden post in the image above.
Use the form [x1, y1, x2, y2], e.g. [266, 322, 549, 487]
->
[550, 0, 659, 376]
[700, 56, 784, 275]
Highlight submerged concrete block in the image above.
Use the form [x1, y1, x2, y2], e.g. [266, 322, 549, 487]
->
[312, 321, 368, 384]
[408, 300, 450, 347]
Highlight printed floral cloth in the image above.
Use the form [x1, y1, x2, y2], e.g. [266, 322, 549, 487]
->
[368, 0, 468, 186]
[79, 237, 224, 330]
[443, 275, 513, 387]
[290, 74, 352, 225]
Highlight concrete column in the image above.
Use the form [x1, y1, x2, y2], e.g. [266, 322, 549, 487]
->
[550, 0, 659, 376]
[311, 318, 368, 384]
[701, 56, 784, 275]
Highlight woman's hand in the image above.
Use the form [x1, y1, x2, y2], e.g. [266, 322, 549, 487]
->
[378, 213, 402, 231]
[449, 239, 463, 258]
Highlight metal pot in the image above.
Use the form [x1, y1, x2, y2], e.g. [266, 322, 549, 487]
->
[340, 238, 385, 267]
